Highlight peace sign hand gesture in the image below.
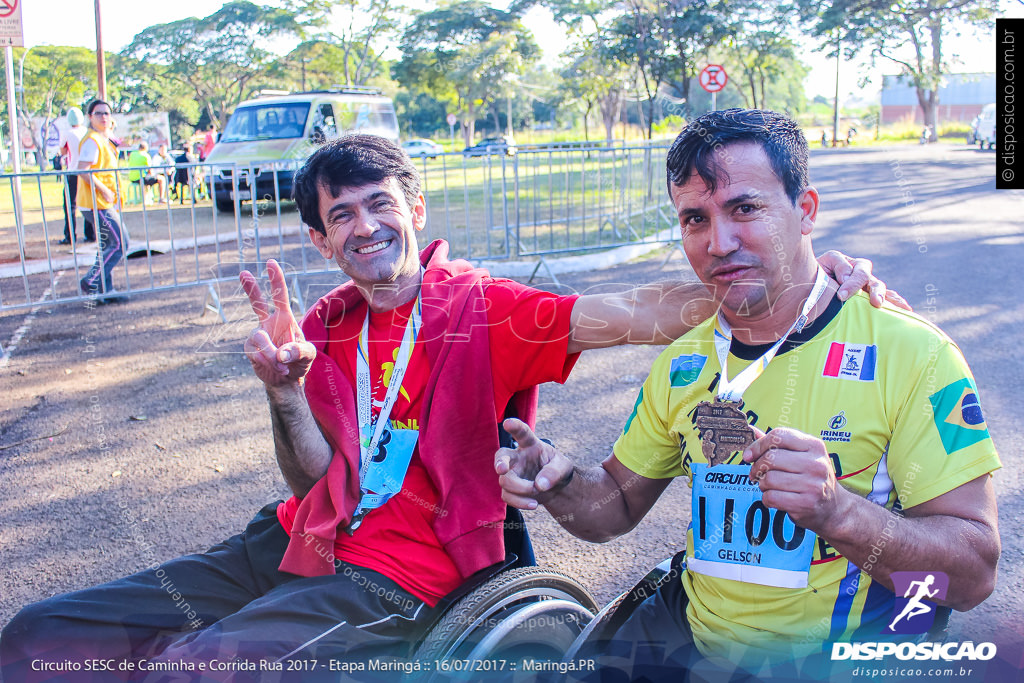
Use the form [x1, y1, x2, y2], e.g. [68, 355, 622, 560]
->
[240, 260, 317, 388]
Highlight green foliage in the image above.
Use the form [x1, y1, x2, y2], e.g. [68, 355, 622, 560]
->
[7, 0, 846, 160]
[394, 90, 449, 138]
[120, 1, 302, 128]
[651, 114, 686, 137]
[559, 37, 629, 142]
[394, 0, 539, 145]
[283, 0, 402, 87]
[7, 46, 97, 169]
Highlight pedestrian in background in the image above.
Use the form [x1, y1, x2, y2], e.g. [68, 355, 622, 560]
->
[127, 140, 167, 203]
[56, 108, 94, 245]
[77, 100, 129, 304]
[201, 122, 218, 160]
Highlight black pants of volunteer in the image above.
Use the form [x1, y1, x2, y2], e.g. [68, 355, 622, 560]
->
[0, 503, 432, 683]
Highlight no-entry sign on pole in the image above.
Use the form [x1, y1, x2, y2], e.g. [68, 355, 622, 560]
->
[447, 113, 457, 146]
[700, 64, 728, 111]
[0, 0, 23, 47]
[699, 65, 728, 93]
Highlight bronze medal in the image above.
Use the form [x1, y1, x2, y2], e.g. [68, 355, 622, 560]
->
[695, 400, 755, 467]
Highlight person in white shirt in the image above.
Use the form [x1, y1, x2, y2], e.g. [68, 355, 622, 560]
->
[56, 108, 93, 245]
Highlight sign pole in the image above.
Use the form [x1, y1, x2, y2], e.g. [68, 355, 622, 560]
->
[5, 46, 24, 252]
[446, 112, 458, 150]
[95, 0, 107, 100]
[1, 0, 26, 253]
[699, 64, 728, 114]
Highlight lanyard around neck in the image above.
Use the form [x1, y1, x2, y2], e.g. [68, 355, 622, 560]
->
[713, 267, 830, 402]
[355, 293, 422, 479]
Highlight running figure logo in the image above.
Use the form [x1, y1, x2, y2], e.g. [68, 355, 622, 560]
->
[885, 571, 949, 634]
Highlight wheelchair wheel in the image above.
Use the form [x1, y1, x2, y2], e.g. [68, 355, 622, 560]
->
[411, 567, 598, 678]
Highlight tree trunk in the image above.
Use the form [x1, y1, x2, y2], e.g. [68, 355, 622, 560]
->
[601, 91, 622, 145]
[583, 100, 592, 143]
[914, 86, 939, 143]
[927, 18, 942, 142]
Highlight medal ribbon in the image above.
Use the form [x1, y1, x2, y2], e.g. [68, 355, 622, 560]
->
[713, 267, 830, 402]
[353, 293, 422, 519]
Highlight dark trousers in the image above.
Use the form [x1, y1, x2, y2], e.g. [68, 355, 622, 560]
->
[0, 503, 431, 683]
[61, 174, 78, 241]
[79, 208, 127, 295]
[61, 176, 96, 242]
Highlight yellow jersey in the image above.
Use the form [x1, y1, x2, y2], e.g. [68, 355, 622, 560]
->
[613, 292, 1000, 666]
[77, 129, 120, 211]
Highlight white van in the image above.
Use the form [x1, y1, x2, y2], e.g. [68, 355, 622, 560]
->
[206, 87, 400, 212]
[975, 103, 996, 150]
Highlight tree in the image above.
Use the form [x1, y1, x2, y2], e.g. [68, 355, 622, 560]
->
[604, 0, 671, 140]
[121, 1, 302, 128]
[10, 46, 95, 170]
[107, 54, 201, 146]
[659, 0, 732, 109]
[393, 0, 539, 147]
[799, 0, 999, 141]
[560, 41, 628, 143]
[284, 0, 404, 87]
[394, 90, 449, 138]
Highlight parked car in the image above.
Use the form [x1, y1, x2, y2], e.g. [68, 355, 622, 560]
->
[975, 103, 996, 150]
[402, 138, 444, 158]
[463, 135, 517, 157]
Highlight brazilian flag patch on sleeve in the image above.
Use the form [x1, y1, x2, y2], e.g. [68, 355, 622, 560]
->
[928, 378, 990, 454]
[670, 353, 707, 387]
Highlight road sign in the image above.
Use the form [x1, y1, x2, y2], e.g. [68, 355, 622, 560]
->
[699, 65, 728, 93]
[446, 113, 458, 127]
[0, 0, 23, 47]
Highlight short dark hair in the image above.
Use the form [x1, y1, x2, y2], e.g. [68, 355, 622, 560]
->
[666, 109, 809, 205]
[293, 134, 421, 235]
[87, 99, 111, 115]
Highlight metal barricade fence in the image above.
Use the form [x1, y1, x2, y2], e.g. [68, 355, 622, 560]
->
[0, 144, 679, 316]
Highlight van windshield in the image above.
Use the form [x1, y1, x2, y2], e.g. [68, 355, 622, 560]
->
[221, 103, 312, 142]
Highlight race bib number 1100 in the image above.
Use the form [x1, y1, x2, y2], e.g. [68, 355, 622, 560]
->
[689, 464, 816, 588]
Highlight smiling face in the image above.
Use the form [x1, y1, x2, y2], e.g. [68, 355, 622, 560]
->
[671, 142, 819, 328]
[308, 176, 426, 303]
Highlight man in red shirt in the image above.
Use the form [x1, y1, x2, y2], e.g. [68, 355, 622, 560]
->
[1, 135, 892, 679]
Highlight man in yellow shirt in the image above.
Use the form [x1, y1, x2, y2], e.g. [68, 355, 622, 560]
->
[496, 109, 1000, 679]
[77, 100, 129, 304]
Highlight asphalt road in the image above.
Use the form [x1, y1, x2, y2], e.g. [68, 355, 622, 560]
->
[0, 142, 1021, 681]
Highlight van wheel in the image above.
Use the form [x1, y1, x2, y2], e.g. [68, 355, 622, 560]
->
[216, 197, 235, 213]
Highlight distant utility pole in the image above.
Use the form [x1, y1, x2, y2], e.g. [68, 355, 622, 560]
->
[832, 32, 840, 149]
[95, 0, 107, 100]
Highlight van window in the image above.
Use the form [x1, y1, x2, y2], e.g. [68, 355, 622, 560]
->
[334, 100, 400, 141]
[221, 103, 312, 142]
[311, 104, 338, 143]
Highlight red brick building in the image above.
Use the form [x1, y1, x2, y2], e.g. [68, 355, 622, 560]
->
[880, 73, 995, 125]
